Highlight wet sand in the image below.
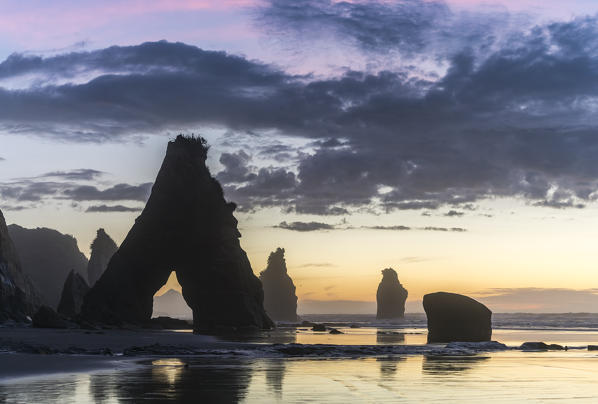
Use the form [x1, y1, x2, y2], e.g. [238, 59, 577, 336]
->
[2, 325, 598, 402]
[0, 354, 135, 381]
[0, 327, 218, 353]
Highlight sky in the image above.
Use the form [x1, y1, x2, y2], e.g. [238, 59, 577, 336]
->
[2, 0, 598, 312]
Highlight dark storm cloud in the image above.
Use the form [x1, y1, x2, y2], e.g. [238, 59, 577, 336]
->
[3, 13, 598, 214]
[258, 0, 450, 54]
[63, 183, 152, 201]
[257, 0, 514, 59]
[86, 204, 142, 213]
[0, 180, 152, 203]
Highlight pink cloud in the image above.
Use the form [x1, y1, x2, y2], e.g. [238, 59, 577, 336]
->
[0, 1, 260, 43]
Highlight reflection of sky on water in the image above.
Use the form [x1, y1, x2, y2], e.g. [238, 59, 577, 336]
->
[3, 351, 598, 402]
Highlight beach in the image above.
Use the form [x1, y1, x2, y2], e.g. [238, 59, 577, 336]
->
[2, 314, 598, 402]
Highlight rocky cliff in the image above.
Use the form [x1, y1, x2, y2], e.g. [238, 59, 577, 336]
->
[57, 269, 90, 318]
[376, 268, 408, 319]
[82, 135, 273, 331]
[8, 224, 88, 308]
[87, 228, 118, 287]
[0, 209, 40, 322]
[259, 248, 298, 322]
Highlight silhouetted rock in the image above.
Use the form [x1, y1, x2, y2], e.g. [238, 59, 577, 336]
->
[82, 136, 273, 331]
[588, 345, 598, 351]
[153, 289, 193, 319]
[329, 328, 343, 334]
[0, 209, 41, 322]
[376, 268, 408, 319]
[520, 342, 564, 351]
[87, 229, 118, 287]
[423, 292, 492, 343]
[57, 270, 90, 318]
[259, 248, 298, 322]
[8, 224, 88, 308]
[312, 324, 326, 332]
[32, 305, 68, 328]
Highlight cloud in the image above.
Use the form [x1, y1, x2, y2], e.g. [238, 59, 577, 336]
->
[0, 157, 5, 161]
[39, 169, 104, 181]
[3, 14, 598, 215]
[273, 221, 467, 233]
[0, 178, 152, 204]
[274, 221, 335, 232]
[363, 225, 411, 231]
[85, 204, 142, 213]
[475, 288, 598, 313]
[532, 199, 585, 209]
[257, 0, 516, 60]
[294, 262, 335, 268]
[64, 183, 152, 201]
[444, 210, 465, 217]
[422, 226, 467, 232]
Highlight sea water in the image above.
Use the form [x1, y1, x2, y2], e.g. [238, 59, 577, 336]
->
[2, 313, 598, 403]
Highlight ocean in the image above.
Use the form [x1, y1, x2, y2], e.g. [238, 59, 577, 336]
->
[2, 313, 598, 403]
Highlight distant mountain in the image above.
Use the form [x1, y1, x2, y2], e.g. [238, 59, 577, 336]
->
[152, 289, 192, 319]
[8, 224, 88, 308]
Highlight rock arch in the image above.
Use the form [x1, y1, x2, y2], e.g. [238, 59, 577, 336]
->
[82, 136, 273, 331]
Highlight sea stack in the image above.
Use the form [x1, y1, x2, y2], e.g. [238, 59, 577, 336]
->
[87, 228, 118, 287]
[376, 268, 408, 319]
[8, 224, 88, 308]
[259, 248, 298, 322]
[0, 209, 40, 322]
[57, 269, 90, 318]
[423, 292, 492, 343]
[82, 135, 273, 331]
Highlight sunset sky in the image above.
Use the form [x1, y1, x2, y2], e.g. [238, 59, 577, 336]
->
[2, 0, 598, 312]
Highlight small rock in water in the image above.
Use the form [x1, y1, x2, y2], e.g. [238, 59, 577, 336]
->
[588, 345, 598, 351]
[520, 342, 564, 351]
[329, 328, 343, 334]
[312, 324, 326, 332]
[349, 324, 360, 328]
[446, 341, 508, 351]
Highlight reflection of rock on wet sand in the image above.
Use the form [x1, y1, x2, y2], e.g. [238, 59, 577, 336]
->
[89, 358, 253, 403]
[376, 330, 406, 344]
[422, 356, 490, 374]
[377, 356, 405, 378]
[265, 359, 287, 399]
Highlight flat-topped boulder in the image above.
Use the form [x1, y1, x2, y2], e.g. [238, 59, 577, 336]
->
[423, 292, 492, 343]
[82, 136, 273, 332]
[376, 268, 408, 319]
